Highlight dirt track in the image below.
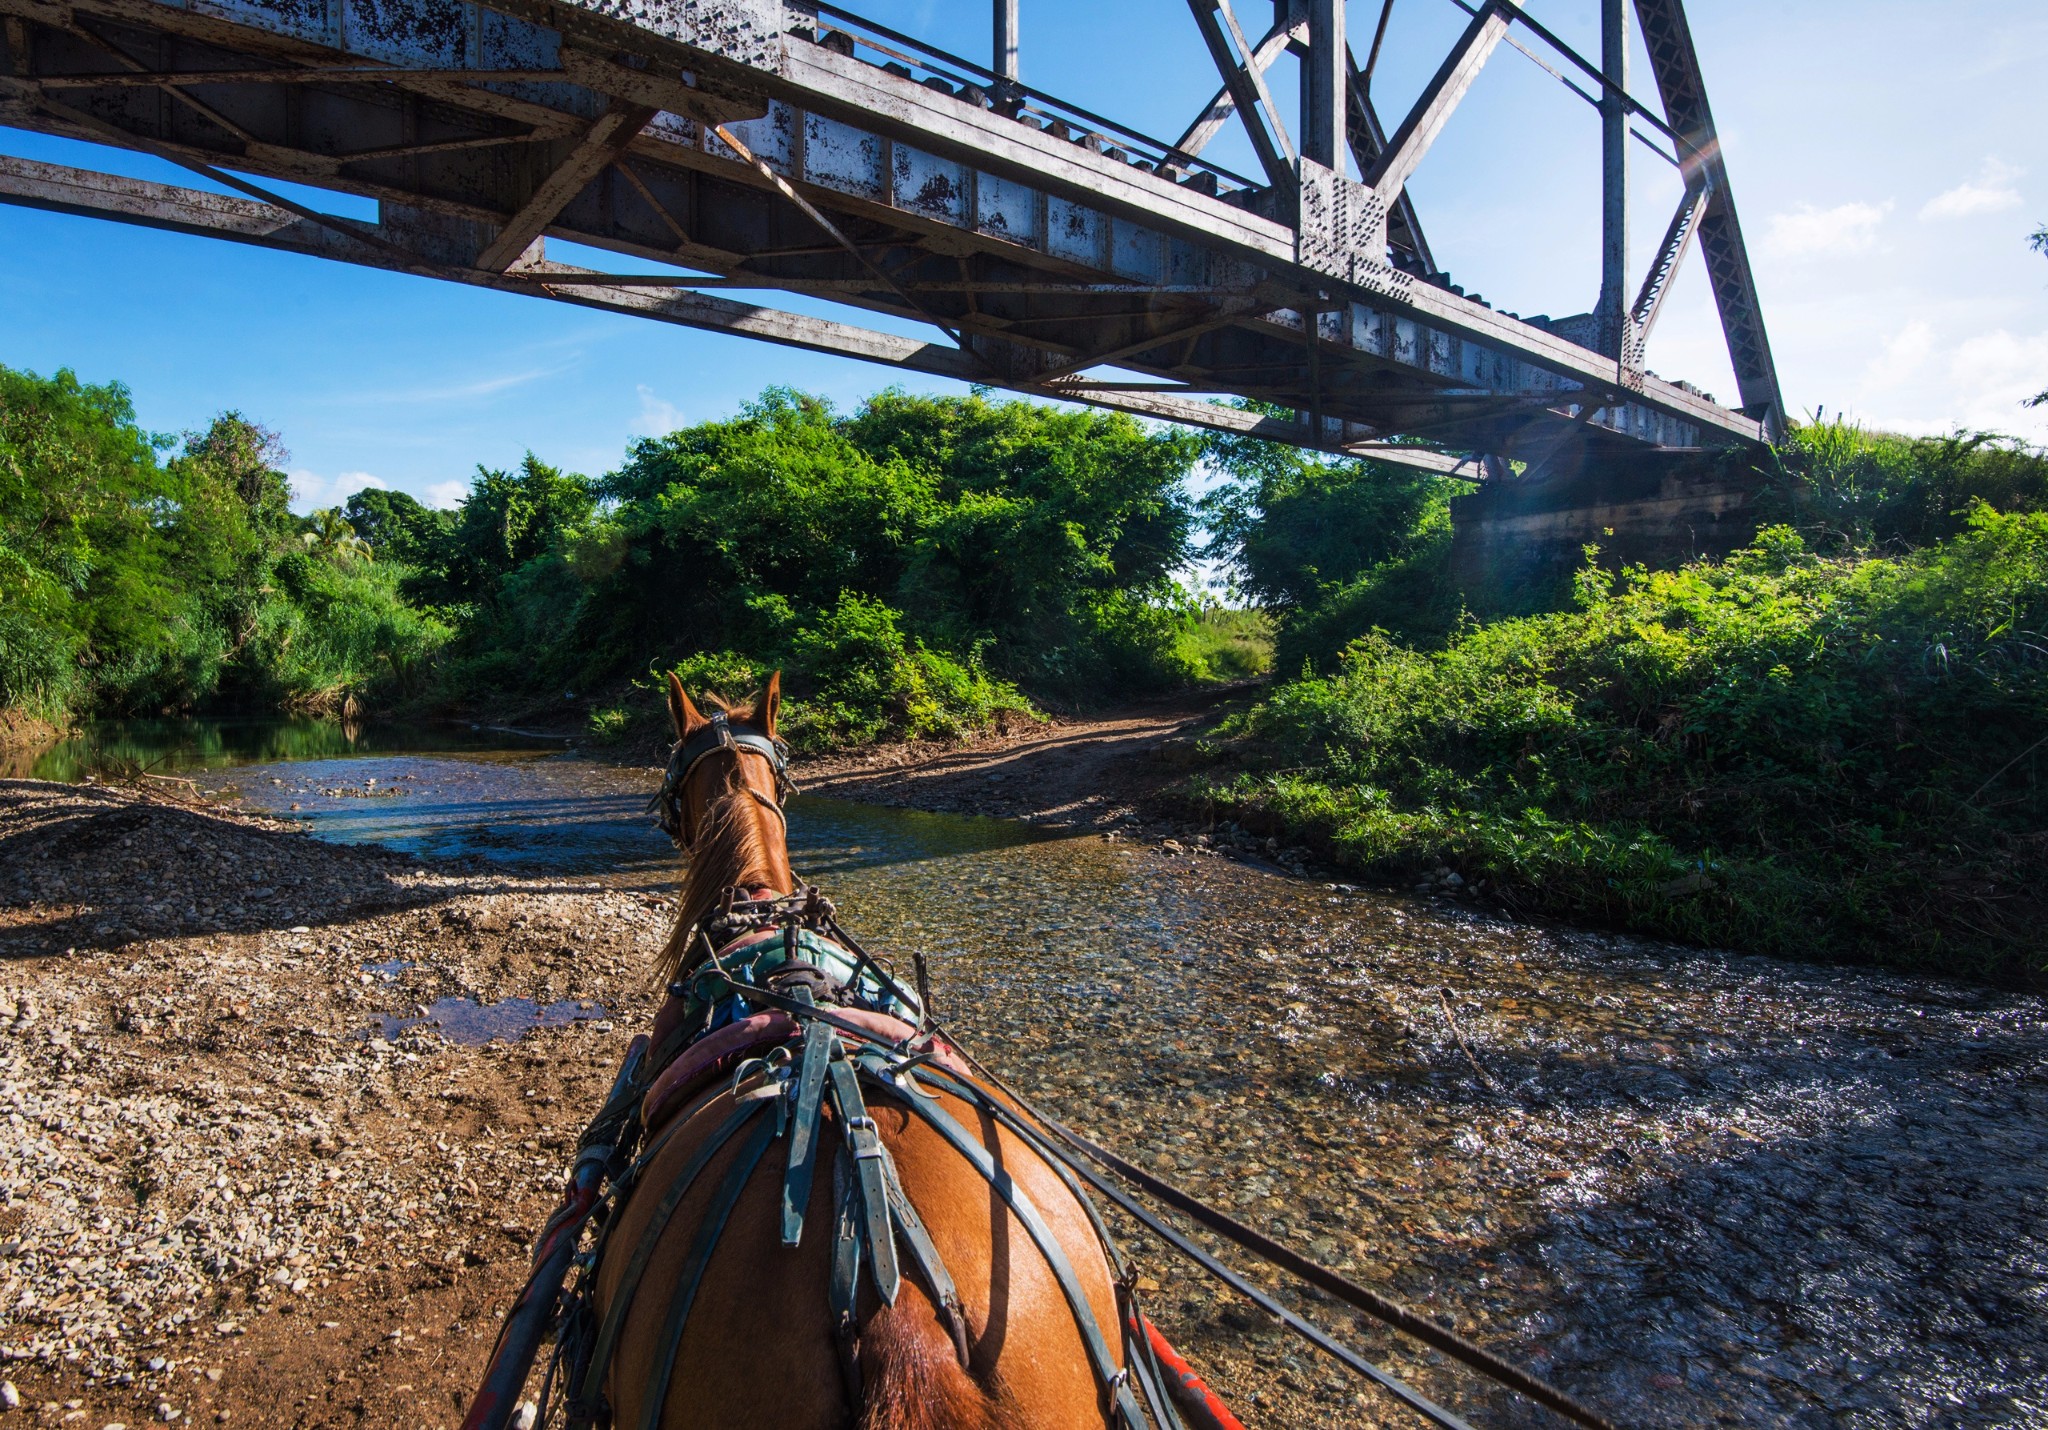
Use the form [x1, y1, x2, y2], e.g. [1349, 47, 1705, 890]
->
[794, 689, 1243, 828]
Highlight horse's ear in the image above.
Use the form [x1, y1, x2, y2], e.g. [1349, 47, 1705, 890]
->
[666, 671, 706, 741]
[757, 670, 782, 741]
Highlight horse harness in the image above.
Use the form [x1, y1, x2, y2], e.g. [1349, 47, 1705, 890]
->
[646, 710, 795, 850]
[466, 722, 1613, 1430]
[541, 889, 1166, 1430]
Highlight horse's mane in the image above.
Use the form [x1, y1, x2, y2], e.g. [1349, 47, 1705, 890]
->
[657, 693, 788, 986]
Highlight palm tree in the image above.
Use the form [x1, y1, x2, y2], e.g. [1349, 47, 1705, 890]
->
[303, 507, 375, 564]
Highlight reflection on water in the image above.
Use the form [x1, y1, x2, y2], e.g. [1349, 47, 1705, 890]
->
[198, 751, 1041, 886]
[11, 715, 561, 782]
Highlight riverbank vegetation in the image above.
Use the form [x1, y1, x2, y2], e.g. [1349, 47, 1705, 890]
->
[0, 365, 447, 725]
[10, 353, 2046, 977]
[383, 387, 1232, 747]
[1, 370, 1249, 746]
[1196, 420, 2048, 981]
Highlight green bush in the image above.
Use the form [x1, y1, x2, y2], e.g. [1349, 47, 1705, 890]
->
[1202, 512, 2048, 980]
[1765, 419, 2048, 552]
[586, 705, 630, 743]
[785, 592, 1032, 746]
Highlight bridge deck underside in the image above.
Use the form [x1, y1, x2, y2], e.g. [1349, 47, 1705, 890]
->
[0, 0, 1763, 472]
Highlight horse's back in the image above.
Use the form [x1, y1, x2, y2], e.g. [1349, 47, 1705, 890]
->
[593, 1079, 1119, 1430]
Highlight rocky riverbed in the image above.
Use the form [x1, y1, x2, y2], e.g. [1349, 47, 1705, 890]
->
[3, 768, 2046, 1429]
[0, 779, 666, 1428]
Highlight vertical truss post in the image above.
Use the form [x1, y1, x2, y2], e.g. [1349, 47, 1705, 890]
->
[1303, 0, 1346, 170]
[993, 0, 1019, 93]
[1596, 0, 1629, 361]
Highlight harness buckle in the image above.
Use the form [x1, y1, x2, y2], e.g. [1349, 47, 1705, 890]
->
[843, 1115, 886, 1160]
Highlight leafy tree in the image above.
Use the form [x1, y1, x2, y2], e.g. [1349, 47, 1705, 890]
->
[435, 453, 595, 606]
[0, 367, 164, 711]
[0, 364, 447, 721]
[344, 487, 450, 566]
[303, 507, 374, 565]
[1200, 411, 1467, 665]
[538, 386, 1202, 701]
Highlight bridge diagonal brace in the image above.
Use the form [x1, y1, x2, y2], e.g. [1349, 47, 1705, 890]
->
[1173, 8, 1300, 162]
[474, 99, 657, 272]
[1365, 0, 1513, 206]
[56, 16, 265, 148]
[16, 87, 431, 270]
[1631, 173, 1711, 345]
[1346, 58, 1434, 273]
[1186, 0, 1296, 189]
[708, 121, 970, 353]
[1632, 0, 1783, 433]
[1030, 304, 1263, 385]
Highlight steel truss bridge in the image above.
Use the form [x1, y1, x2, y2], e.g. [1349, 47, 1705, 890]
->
[0, 0, 1782, 480]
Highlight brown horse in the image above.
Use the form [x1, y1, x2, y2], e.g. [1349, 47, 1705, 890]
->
[578, 673, 1132, 1430]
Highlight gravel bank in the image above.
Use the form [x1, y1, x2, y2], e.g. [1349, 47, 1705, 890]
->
[0, 779, 663, 1428]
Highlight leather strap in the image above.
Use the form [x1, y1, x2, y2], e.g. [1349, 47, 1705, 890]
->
[876, 1129, 972, 1368]
[571, 1099, 765, 1422]
[780, 1001, 834, 1247]
[634, 1111, 779, 1430]
[912, 1067, 1474, 1430]
[828, 1052, 900, 1306]
[889, 1075, 1145, 1430]
[827, 1143, 865, 1406]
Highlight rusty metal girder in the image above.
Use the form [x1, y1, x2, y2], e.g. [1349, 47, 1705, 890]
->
[0, 0, 1780, 473]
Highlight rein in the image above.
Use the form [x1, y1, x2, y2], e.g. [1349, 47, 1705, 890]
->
[466, 711, 1618, 1430]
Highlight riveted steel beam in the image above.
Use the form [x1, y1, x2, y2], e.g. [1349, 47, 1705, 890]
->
[0, 0, 1777, 475]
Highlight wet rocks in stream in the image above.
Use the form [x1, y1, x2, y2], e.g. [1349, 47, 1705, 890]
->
[2, 773, 2045, 1428]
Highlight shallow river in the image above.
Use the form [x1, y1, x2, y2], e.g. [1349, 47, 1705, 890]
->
[40, 723, 2048, 1427]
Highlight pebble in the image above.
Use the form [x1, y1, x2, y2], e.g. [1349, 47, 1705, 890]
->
[0, 782, 662, 1420]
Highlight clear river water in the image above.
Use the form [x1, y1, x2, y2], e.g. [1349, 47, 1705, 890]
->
[21, 720, 2048, 1428]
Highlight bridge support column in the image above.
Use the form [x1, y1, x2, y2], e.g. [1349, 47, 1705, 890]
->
[1303, 0, 1347, 169]
[1596, 0, 1630, 359]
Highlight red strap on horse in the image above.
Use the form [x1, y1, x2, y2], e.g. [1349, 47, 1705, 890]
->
[1129, 1311, 1245, 1430]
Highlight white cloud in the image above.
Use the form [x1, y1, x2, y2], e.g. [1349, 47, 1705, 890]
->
[630, 384, 687, 438]
[1863, 319, 1935, 390]
[1919, 158, 2025, 221]
[1947, 328, 2048, 424]
[1761, 200, 1892, 260]
[423, 480, 469, 510]
[288, 468, 385, 514]
[326, 366, 568, 407]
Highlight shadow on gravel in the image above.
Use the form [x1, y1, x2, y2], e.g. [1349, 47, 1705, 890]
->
[1464, 1099, 2048, 1428]
[0, 781, 590, 960]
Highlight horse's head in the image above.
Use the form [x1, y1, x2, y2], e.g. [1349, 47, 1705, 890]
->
[656, 671, 793, 981]
[657, 670, 788, 846]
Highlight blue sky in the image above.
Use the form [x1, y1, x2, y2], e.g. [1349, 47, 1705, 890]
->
[1, 0, 2044, 513]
